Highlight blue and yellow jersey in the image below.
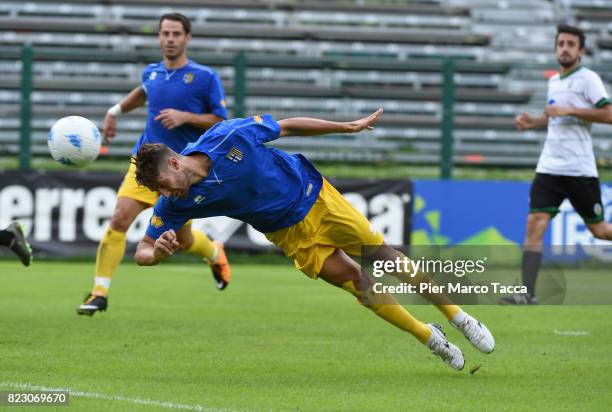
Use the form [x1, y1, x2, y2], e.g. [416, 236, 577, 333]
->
[145, 114, 323, 239]
[133, 60, 228, 154]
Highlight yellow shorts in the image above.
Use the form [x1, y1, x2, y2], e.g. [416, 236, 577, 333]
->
[116, 161, 159, 206]
[265, 179, 384, 279]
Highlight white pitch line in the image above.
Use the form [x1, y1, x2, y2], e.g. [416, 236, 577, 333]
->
[0, 382, 236, 412]
[553, 329, 590, 336]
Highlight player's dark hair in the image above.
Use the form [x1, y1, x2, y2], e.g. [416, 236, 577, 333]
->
[555, 24, 585, 49]
[134, 144, 174, 190]
[159, 13, 191, 35]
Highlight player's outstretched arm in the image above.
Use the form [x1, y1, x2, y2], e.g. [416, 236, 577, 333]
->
[103, 86, 147, 143]
[278, 108, 383, 137]
[135, 230, 180, 266]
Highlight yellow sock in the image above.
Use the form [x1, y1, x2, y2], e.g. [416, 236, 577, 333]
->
[436, 304, 461, 321]
[341, 280, 432, 344]
[93, 228, 126, 296]
[186, 230, 217, 261]
[392, 254, 463, 322]
[408, 270, 462, 321]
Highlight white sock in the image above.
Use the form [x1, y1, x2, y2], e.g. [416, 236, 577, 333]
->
[209, 244, 219, 263]
[94, 276, 111, 290]
[451, 310, 467, 327]
[426, 325, 436, 345]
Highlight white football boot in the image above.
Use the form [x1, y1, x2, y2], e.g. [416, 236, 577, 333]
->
[451, 312, 495, 354]
[427, 323, 465, 371]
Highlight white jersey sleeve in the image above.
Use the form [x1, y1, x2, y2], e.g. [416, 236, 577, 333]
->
[585, 71, 610, 107]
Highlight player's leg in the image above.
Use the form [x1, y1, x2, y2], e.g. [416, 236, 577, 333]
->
[0, 221, 33, 266]
[369, 243, 494, 353]
[521, 212, 551, 295]
[318, 247, 464, 370]
[265, 197, 464, 369]
[312, 180, 462, 319]
[314, 179, 493, 351]
[176, 222, 232, 290]
[586, 221, 612, 240]
[78, 161, 158, 315]
[77, 195, 148, 316]
[95, 195, 149, 293]
[567, 176, 612, 240]
[370, 244, 463, 320]
[499, 174, 562, 305]
[321, 247, 431, 342]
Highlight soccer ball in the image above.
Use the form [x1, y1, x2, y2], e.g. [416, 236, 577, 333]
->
[48, 116, 102, 167]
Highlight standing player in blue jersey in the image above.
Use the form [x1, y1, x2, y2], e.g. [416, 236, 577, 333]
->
[132, 110, 496, 371]
[77, 13, 232, 316]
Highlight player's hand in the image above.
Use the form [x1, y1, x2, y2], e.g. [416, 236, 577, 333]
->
[544, 105, 573, 118]
[347, 108, 384, 133]
[102, 113, 118, 143]
[515, 112, 535, 130]
[153, 230, 180, 260]
[155, 109, 187, 130]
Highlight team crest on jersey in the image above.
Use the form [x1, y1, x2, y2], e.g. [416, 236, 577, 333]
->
[194, 195, 206, 205]
[183, 72, 194, 84]
[254, 115, 263, 124]
[151, 215, 164, 228]
[226, 147, 244, 163]
[149, 71, 157, 80]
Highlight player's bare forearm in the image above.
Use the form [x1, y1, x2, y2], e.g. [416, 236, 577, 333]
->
[135, 241, 158, 266]
[279, 108, 383, 137]
[516, 112, 548, 130]
[103, 86, 146, 142]
[278, 118, 351, 137]
[119, 86, 147, 113]
[533, 115, 549, 128]
[563, 105, 612, 124]
[154, 111, 223, 130]
[135, 232, 179, 266]
[135, 238, 162, 266]
[183, 113, 225, 130]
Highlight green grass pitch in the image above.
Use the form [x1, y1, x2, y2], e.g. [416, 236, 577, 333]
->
[0, 261, 611, 411]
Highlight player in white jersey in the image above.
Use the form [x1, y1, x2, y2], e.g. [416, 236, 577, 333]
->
[500, 24, 612, 305]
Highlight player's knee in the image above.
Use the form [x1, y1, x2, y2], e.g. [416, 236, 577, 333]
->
[345, 266, 364, 287]
[109, 208, 134, 232]
[342, 277, 388, 310]
[339, 267, 367, 294]
[527, 213, 549, 227]
[526, 214, 549, 241]
[372, 244, 400, 262]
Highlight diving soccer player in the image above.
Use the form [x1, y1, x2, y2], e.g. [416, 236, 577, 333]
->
[500, 24, 612, 305]
[132, 109, 495, 371]
[77, 13, 232, 316]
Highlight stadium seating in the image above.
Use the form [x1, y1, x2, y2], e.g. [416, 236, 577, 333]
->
[1, 0, 612, 167]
